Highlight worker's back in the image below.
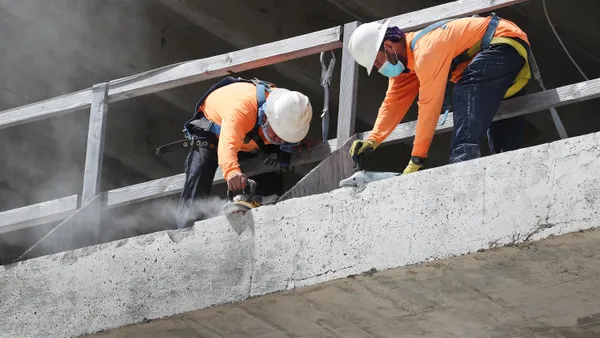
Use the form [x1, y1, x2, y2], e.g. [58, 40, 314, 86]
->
[406, 16, 529, 81]
[408, 16, 528, 58]
[200, 81, 272, 153]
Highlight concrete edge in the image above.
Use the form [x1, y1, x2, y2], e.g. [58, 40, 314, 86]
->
[2, 130, 600, 337]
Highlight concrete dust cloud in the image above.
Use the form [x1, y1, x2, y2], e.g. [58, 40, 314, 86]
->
[0, 195, 230, 264]
[102, 196, 229, 242]
[0, 0, 188, 263]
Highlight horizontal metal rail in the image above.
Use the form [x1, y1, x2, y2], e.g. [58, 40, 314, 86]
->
[3, 75, 599, 233]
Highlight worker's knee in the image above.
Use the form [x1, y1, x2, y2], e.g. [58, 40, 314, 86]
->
[449, 143, 480, 164]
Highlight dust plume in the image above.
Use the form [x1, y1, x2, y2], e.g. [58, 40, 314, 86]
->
[0, 0, 190, 263]
[101, 196, 230, 242]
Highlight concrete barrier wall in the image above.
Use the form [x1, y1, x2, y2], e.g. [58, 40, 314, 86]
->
[2, 131, 600, 338]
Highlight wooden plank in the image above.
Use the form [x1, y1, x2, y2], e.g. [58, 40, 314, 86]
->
[336, 21, 360, 148]
[386, 0, 529, 32]
[360, 77, 600, 145]
[16, 193, 106, 261]
[279, 135, 356, 201]
[0, 195, 79, 235]
[105, 139, 338, 208]
[0, 88, 92, 131]
[82, 83, 110, 204]
[106, 26, 342, 104]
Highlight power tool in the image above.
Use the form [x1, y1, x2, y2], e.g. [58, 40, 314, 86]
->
[222, 179, 263, 216]
[339, 146, 400, 188]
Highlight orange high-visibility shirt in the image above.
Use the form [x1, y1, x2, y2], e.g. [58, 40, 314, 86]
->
[368, 16, 529, 159]
[200, 82, 272, 181]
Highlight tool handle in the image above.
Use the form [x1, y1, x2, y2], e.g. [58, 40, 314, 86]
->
[227, 178, 257, 201]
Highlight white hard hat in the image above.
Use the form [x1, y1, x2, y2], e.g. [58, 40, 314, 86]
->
[265, 88, 312, 143]
[347, 18, 391, 75]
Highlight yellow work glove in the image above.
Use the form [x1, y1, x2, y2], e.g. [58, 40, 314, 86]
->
[402, 156, 426, 174]
[349, 139, 378, 157]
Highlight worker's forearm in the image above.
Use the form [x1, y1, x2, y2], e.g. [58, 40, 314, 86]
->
[411, 110, 439, 158]
[369, 74, 420, 144]
[368, 106, 407, 145]
[218, 135, 243, 182]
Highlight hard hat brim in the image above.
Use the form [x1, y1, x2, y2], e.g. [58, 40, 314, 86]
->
[367, 18, 391, 76]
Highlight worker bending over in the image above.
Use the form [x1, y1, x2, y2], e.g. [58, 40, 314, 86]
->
[176, 77, 313, 229]
[347, 14, 531, 173]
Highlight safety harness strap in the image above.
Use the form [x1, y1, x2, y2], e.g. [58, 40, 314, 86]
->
[410, 19, 455, 51]
[410, 13, 500, 65]
[481, 13, 500, 49]
[179, 76, 296, 170]
[183, 77, 273, 153]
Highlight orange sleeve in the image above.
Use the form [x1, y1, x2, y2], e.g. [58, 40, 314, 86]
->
[411, 52, 453, 158]
[218, 103, 256, 181]
[368, 72, 419, 145]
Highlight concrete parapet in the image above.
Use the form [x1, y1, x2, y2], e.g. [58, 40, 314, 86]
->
[2, 131, 600, 338]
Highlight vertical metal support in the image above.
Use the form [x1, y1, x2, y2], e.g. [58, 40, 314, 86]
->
[82, 83, 109, 204]
[337, 21, 360, 148]
[528, 49, 568, 139]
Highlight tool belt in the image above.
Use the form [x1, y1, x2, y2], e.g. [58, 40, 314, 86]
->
[155, 125, 217, 157]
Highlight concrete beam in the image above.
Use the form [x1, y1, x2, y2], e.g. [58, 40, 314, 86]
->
[158, 0, 337, 104]
[2, 129, 600, 338]
[323, 0, 381, 22]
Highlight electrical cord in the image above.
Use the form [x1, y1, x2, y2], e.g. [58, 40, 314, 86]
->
[542, 0, 589, 81]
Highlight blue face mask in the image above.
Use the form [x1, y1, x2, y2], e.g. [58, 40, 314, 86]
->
[258, 102, 281, 145]
[378, 60, 405, 77]
[261, 120, 280, 145]
[378, 47, 405, 78]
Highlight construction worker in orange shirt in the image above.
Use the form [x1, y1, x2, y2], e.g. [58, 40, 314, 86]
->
[346, 13, 532, 174]
[173, 77, 313, 229]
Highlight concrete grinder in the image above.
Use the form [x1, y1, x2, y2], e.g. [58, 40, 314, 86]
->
[339, 147, 400, 188]
[222, 178, 263, 216]
[222, 178, 279, 216]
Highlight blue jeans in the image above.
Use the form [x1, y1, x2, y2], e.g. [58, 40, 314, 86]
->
[176, 131, 219, 229]
[449, 39, 528, 163]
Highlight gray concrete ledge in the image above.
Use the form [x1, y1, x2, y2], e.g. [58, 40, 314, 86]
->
[2, 131, 600, 338]
[89, 228, 600, 338]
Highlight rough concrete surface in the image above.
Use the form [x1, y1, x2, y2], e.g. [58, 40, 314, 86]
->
[2, 130, 600, 337]
[87, 228, 600, 338]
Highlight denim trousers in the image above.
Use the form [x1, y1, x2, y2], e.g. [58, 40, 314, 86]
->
[449, 40, 528, 164]
[176, 131, 219, 229]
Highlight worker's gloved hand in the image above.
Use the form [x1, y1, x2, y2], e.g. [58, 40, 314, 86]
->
[402, 156, 426, 174]
[263, 152, 279, 166]
[227, 172, 248, 191]
[349, 139, 378, 157]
